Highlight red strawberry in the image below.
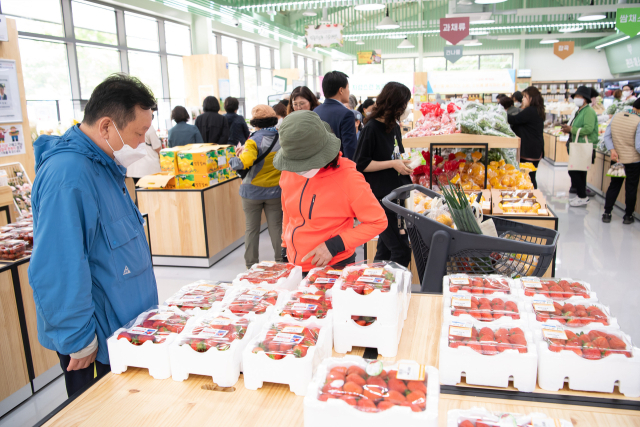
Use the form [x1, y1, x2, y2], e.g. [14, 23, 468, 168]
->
[582, 344, 602, 360]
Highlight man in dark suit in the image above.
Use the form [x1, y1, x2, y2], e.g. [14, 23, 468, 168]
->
[313, 71, 358, 160]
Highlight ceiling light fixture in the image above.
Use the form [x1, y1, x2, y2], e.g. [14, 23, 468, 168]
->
[578, 12, 607, 21]
[457, 0, 473, 4]
[474, 0, 507, 4]
[354, 4, 386, 11]
[376, 6, 400, 30]
[595, 35, 630, 49]
[539, 38, 560, 44]
[471, 19, 495, 24]
[302, 9, 317, 16]
[355, 39, 365, 45]
[387, 34, 408, 39]
[397, 37, 414, 48]
[559, 26, 583, 32]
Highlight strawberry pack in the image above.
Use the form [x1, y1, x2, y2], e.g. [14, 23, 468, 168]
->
[169, 311, 259, 387]
[227, 287, 281, 316]
[304, 356, 439, 427]
[233, 261, 302, 290]
[300, 265, 344, 290]
[339, 262, 396, 295]
[278, 290, 333, 324]
[443, 294, 525, 326]
[526, 299, 618, 330]
[164, 280, 232, 314]
[0, 239, 27, 260]
[107, 306, 191, 379]
[447, 408, 574, 427]
[439, 320, 537, 392]
[516, 277, 596, 301]
[535, 325, 640, 396]
[243, 319, 332, 395]
[444, 274, 515, 297]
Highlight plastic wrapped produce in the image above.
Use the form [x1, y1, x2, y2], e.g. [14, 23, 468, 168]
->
[164, 281, 231, 312]
[116, 307, 190, 345]
[301, 265, 343, 290]
[445, 274, 514, 295]
[448, 295, 521, 322]
[448, 325, 528, 355]
[227, 287, 280, 315]
[339, 262, 397, 294]
[251, 322, 321, 360]
[531, 300, 612, 327]
[449, 408, 574, 427]
[0, 239, 27, 260]
[176, 314, 250, 353]
[543, 328, 631, 359]
[237, 261, 295, 284]
[519, 277, 593, 300]
[278, 290, 332, 320]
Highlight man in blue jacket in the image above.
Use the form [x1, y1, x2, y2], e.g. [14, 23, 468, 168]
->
[28, 74, 159, 397]
[313, 71, 358, 160]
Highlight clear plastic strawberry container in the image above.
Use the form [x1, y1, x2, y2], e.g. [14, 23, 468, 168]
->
[164, 280, 231, 313]
[339, 261, 399, 295]
[116, 307, 190, 345]
[301, 265, 344, 290]
[0, 231, 18, 241]
[15, 227, 33, 246]
[448, 408, 574, 427]
[518, 277, 595, 301]
[529, 300, 615, 328]
[238, 261, 295, 284]
[542, 328, 632, 360]
[0, 239, 27, 260]
[227, 287, 280, 315]
[448, 324, 528, 355]
[250, 322, 321, 359]
[176, 314, 250, 352]
[447, 295, 522, 322]
[278, 290, 332, 321]
[444, 274, 514, 296]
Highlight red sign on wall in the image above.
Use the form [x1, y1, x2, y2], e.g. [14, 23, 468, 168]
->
[439, 17, 470, 46]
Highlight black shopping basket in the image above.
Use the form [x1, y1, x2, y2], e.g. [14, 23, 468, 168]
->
[382, 184, 559, 293]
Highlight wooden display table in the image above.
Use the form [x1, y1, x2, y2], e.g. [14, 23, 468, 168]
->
[543, 132, 569, 165]
[137, 178, 265, 268]
[37, 295, 639, 427]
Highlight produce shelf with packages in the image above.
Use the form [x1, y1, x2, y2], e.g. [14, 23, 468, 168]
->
[447, 407, 574, 427]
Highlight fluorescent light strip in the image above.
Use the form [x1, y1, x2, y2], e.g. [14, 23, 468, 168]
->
[595, 35, 630, 49]
[238, 1, 332, 9]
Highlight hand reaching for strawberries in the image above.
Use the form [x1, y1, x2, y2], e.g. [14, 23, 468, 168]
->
[302, 242, 333, 267]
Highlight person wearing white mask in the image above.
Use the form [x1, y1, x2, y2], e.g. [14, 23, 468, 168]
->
[622, 85, 636, 102]
[357, 98, 375, 118]
[511, 91, 523, 114]
[126, 107, 162, 185]
[355, 81, 414, 268]
[29, 74, 158, 397]
[561, 86, 599, 206]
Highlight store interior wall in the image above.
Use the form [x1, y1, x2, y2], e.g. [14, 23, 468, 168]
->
[525, 48, 614, 81]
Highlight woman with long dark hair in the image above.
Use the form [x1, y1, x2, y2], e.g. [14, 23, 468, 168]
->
[355, 82, 413, 267]
[507, 86, 545, 189]
[287, 86, 320, 115]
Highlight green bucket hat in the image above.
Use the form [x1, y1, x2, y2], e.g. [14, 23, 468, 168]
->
[273, 110, 341, 172]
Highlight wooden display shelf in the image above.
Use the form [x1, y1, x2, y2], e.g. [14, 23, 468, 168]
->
[543, 132, 569, 165]
[36, 294, 640, 427]
[137, 178, 265, 268]
[404, 134, 520, 151]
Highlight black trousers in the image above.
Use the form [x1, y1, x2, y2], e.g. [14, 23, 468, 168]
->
[57, 352, 111, 397]
[375, 204, 412, 268]
[604, 161, 640, 216]
[568, 170, 588, 198]
[525, 160, 540, 189]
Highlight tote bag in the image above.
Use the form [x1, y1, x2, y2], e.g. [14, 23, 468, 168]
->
[568, 129, 593, 171]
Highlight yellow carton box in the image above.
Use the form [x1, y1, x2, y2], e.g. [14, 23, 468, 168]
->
[177, 146, 217, 174]
[218, 167, 231, 182]
[159, 147, 182, 174]
[177, 172, 218, 189]
[136, 173, 177, 189]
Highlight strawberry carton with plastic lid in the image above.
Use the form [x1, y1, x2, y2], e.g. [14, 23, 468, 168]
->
[525, 298, 618, 330]
[304, 356, 439, 427]
[107, 306, 191, 379]
[439, 321, 537, 392]
[0, 239, 27, 260]
[233, 261, 302, 290]
[443, 274, 516, 297]
[14, 227, 33, 246]
[243, 319, 331, 395]
[277, 289, 333, 324]
[164, 280, 232, 315]
[535, 325, 640, 396]
[169, 311, 260, 386]
[448, 407, 573, 427]
[515, 277, 597, 301]
[0, 231, 17, 242]
[443, 294, 526, 326]
[300, 265, 344, 291]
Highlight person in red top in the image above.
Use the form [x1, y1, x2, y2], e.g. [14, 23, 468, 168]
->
[273, 110, 387, 272]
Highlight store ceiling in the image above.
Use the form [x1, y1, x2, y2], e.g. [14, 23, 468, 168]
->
[157, 0, 639, 55]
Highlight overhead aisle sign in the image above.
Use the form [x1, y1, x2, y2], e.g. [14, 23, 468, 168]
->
[439, 17, 469, 45]
[305, 24, 344, 48]
[444, 46, 464, 63]
[616, 7, 640, 37]
[553, 41, 574, 60]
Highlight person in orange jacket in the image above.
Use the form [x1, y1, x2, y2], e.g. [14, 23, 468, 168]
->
[273, 110, 387, 272]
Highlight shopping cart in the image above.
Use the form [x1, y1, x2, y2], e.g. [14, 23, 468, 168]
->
[382, 184, 559, 293]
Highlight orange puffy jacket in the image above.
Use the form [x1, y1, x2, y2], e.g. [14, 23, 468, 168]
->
[280, 155, 387, 272]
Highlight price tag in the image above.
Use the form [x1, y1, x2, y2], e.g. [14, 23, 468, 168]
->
[521, 277, 542, 288]
[247, 288, 267, 296]
[237, 295, 262, 302]
[208, 317, 232, 326]
[327, 270, 342, 275]
[281, 325, 304, 334]
[363, 268, 384, 276]
[300, 294, 322, 300]
[449, 274, 469, 285]
[148, 313, 174, 321]
[542, 324, 568, 340]
[356, 276, 385, 284]
[315, 277, 336, 284]
[396, 361, 426, 381]
[218, 156, 226, 167]
[258, 261, 276, 267]
[199, 328, 229, 339]
[482, 201, 491, 210]
[292, 303, 317, 311]
[449, 321, 473, 338]
[273, 332, 304, 344]
[533, 301, 556, 312]
[128, 327, 157, 335]
[451, 295, 472, 308]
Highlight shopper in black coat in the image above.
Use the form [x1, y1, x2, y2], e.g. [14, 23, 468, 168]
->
[195, 96, 229, 144]
[223, 97, 250, 146]
[508, 86, 545, 188]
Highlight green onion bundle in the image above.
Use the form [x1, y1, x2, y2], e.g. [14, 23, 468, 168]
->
[438, 178, 482, 234]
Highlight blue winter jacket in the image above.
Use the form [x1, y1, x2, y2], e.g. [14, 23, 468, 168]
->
[28, 124, 158, 364]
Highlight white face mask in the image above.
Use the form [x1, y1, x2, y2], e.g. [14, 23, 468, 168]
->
[365, 111, 372, 117]
[400, 107, 411, 122]
[623, 90, 632, 98]
[105, 122, 147, 168]
[514, 102, 522, 108]
[295, 168, 320, 179]
[574, 98, 585, 107]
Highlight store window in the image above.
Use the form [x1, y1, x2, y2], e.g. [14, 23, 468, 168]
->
[165, 22, 191, 56]
[261, 69, 273, 94]
[221, 36, 239, 63]
[72, 1, 117, 45]
[228, 64, 241, 98]
[244, 67, 259, 115]
[384, 58, 414, 73]
[128, 51, 164, 99]
[416, 57, 446, 72]
[332, 61, 352, 75]
[243, 42, 256, 66]
[260, 46, 271, 69]
[3, 0, 64, 37]
[480, 54, 513, 70]
[76, 44, 121, 99]
[354, 63, 383, 75]
[167, 55, 185, 107]
[274, 49, 280, 69]
[125, 12, 159, 51]
[448, 55, 479, 71]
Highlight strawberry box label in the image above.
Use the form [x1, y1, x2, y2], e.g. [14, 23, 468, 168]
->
[208, 317, 232, 326]
[356, 276, 385, 284]
[247, 288, 268, 296]
[178, 295, 206, 302]
[451, 295, 472, 308]
[258, 261, 276, 267]
[128, 327, 157, 335]
[363, 268, 385, 276]
[281, 325, 305, 334]
[300, 294, 322, 300]
[396, 361, 426, 381]
[315, 277, 336, 284]
[542, 324, 568, 340]
[198, 328, 229, 339]
[521, 277, 542, 288]
[148, 313, 174, 321]
[251, 268, 265, 272]
[449, 320, 473, 338]
[273, 332, 304, 344]
[533, 302, 556, 312]
[291, 303, 318, 311]
[327, 270, 342, 275]
[449, 274, 469, 285]
[237, 295, 263, 302]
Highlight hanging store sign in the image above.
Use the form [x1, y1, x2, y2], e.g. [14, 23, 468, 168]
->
[356, 50, 382, 65]
[444, 46, 464, 63]
[439, 17, 469, 46]
[616, 7, 640, 37]
[305, 24, 344, 48]
[604, 35, 640, 74]
[427, 69, 516, 94]
[553, 41, 574, 60]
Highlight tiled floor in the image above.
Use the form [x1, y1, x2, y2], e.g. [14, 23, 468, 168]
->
[2, 159, 639, 427]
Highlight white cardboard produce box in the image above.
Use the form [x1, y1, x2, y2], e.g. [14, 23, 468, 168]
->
[446, 407, 574, 427]
[232, 262, 302, 290]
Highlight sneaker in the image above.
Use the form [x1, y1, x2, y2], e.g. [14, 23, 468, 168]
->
[569, 197, 590, 207]
[602, 213, 612, 223]
[569, 187, 577, 194]
[586, 188, 596, 197]
[623, 215, 635, 224]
